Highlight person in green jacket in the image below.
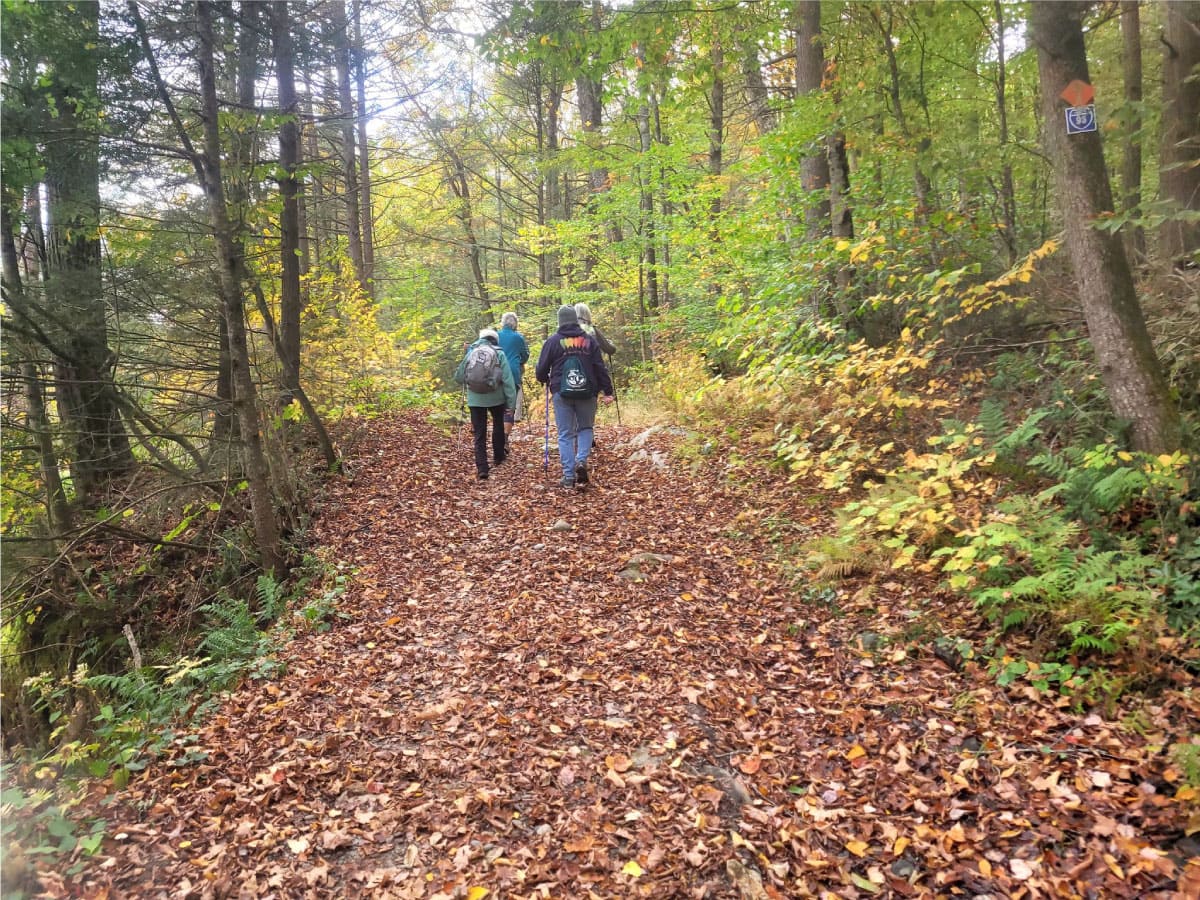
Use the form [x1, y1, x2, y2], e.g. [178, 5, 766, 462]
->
[454, 328, 517, 480]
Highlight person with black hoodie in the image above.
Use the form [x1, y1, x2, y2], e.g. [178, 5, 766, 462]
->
[535, 305, 614, 489]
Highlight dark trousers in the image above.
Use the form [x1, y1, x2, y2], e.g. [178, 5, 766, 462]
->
[470, 404, 506, 476]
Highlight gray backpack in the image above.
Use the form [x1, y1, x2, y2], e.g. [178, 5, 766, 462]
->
[464, 343, 503, 392]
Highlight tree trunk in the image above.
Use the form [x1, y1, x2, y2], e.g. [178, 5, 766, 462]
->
[1, 209, 71, 533]
[1119, 1, 1146, 262]
[196, 0, 282, 574]
[739, 25, 775, 136]
[795, 1, 831, 239]
[873, 6, 933, 225]
[353, 0, 375, 297]
[708, 37, 724, 220]
[575, 3, 606, 289]
[331, 0, 365, 293]
[303, 74, 325, 270]
[993, 0, 1018, 262]
[42, 1, 134, 494]
[1159, 0, 1200, 261]
[636, 99, 659, 310]
[214, 308, 236, 443]
[273, 1, 302, 390]
[1031, 0, 1179, 453]
[544, 79, 563, 287]
[444, 146, 489, 314]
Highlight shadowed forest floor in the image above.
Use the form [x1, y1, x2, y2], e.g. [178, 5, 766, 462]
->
[49, 412, 1197, 899]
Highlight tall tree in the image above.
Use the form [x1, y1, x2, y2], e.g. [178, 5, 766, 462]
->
[794, 0, 831, 239]
[273, 1, 303, 386]
[1, 206, 71, 534]
[1120, 0, 1146, 262]
[1158, 0, 1200, 261]
[992, 0, 1018, 262]
[707, 35, 725, 226]
[353, 0, 375, 296]
[574, 0, 608, 288]
[1031, 0, 1179, 452]
[33, 1, 135, 494]
[131, 0, 283, 572]
[331, 0, 366, 293]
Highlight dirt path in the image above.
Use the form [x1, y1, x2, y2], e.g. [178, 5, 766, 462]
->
[53, 413, 1193, 899]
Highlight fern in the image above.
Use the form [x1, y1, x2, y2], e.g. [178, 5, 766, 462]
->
[199, 596, 266, 660]
[255, 574, 286, 621]
[976, 399, 1009, 446]
[994, 409, 1050, 460]
[1088, 468, 1147, 514]
[1031, 449, 1074, 483]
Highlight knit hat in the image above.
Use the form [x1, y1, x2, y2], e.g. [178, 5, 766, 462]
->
[479, 328, 499, 343]
[557, 305, 578, 327]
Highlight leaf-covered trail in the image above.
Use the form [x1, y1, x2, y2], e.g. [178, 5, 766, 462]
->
[62, 413, 1194, 899]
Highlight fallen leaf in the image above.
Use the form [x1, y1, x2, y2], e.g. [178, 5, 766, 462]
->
[1010, 858, 1034, 880]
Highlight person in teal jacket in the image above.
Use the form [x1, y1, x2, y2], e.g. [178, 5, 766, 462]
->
[454, 328, 517, 480]
[496, 312, 530, 446]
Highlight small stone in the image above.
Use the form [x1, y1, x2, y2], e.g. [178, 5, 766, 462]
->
[551, 520, 572, 532]
[891, 858, 916, 878]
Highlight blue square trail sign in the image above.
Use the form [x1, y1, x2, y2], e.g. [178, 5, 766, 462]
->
[1065, 105, 1097, 135]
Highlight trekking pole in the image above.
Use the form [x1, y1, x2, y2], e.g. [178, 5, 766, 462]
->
[543, 384, 550, 475]
[461, 385, 469, 446]
[608, 353, 622, 426]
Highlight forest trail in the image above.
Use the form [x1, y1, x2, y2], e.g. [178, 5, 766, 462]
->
[56, 413, 1192, 899]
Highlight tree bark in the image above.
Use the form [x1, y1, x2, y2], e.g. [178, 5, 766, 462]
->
[331, 0, 366, 293]
[794, 1, 831, 239]
[302, 73, 325, 270]
[41, 0, 134, 494]
[872, 6, 933, 224]
[1031, 0, 1179, 452]
[544, 78, 563, 286]
[2, 207, 71, 533]
[196, 0, 282, 574]
[575, 1, 607, 289]
[707, 36, 724, 225]
[635, 99, 659, 310]
[273, 1, 302, 389]
[1159, 0, 1200, 261]
[739, 24, 775, 136]
[1119, 1, 1146, 262]
[353, 0, 375, 297]
[993, 0, 1018, 262]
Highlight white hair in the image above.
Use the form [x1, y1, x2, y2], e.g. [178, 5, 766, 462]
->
[500, 311, 519, 329]
[574, 302, 592, 324]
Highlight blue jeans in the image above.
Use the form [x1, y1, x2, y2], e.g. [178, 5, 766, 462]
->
[552, 392, 597, 480]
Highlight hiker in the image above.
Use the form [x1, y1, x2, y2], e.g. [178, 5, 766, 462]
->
[454, 328, 517, 481]
[496, 311, 530, 447]
[574, 302, 617, 448]
[574, 302, 616, 356]
[536, 305, 614, 489]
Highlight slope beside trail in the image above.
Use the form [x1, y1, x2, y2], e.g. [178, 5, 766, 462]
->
[54, 412, 1194, 899]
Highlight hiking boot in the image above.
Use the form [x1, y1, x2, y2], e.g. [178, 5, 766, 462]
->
[575, 463, 589, 485]
[494, 453, 507, 467]
[561, 476, 575, 489]
[477, 471, 489, 480]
